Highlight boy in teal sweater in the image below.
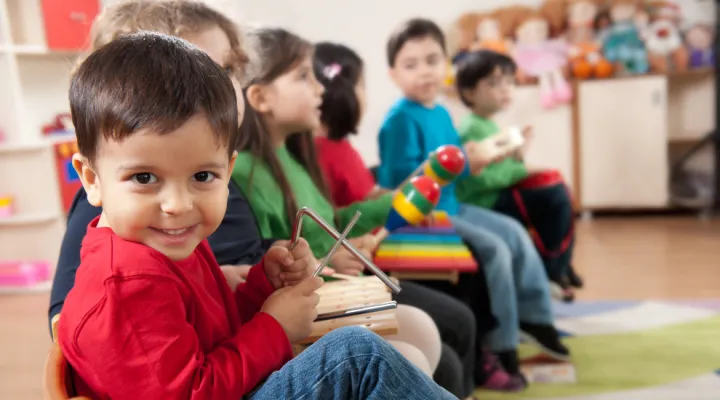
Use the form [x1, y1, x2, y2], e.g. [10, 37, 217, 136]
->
[378, 19, 570, 389]
[454, 50, 582, 299]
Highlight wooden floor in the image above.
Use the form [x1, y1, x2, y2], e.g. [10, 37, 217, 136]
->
[2, 216, 719, 398]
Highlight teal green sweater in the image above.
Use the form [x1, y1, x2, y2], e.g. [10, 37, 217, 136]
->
[455, 114, 528, 208]
[232, 146, 392, 258]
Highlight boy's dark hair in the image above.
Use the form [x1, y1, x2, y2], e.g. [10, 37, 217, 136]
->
[314, 42, 364, 141]
[386, 18, 447, 67]
[70, 31, 238, 162]
[455, 50, 517, 107]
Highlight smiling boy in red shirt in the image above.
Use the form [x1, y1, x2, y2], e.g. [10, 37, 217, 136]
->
[58, 31, 455, 400]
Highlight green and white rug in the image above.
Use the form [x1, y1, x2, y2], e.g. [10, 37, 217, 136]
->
[475, 300, 720, 399]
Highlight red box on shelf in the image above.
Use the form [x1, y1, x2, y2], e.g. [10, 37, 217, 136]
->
[41, 0, 100, 51]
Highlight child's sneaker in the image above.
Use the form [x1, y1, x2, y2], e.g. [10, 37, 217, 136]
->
[550, 279, 575, 303]
[519, 322, 571, 361]
[476, 349, 527, 392]
[567, 265, 584, 289]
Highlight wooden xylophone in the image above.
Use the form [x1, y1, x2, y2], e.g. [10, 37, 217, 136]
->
[373, 211, 478, 284]
[293, 276, 399, 355]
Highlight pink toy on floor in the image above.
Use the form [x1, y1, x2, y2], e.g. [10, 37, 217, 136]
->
[0, 261, 51, 287]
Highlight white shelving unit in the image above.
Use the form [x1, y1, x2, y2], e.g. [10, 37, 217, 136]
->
[0, 0, 87, 293]
[442, 69, 715, 212]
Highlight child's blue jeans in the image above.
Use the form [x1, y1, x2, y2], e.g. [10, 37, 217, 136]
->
[450, 204, 554, 352]
[247, 326, 456, 399]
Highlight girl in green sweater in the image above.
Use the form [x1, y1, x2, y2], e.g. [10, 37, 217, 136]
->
[231, 27, 481, 398]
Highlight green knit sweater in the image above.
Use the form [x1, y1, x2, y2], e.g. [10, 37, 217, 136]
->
[232, 146, 392, 258]
[455, 114, 528, 208]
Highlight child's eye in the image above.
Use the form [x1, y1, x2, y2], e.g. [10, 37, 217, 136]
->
[192, 171, 217, 183]
[131, 173, 157, 185]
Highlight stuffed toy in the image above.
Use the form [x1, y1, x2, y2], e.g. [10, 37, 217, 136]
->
[452, 7, 533, 84]
[453, 10, 516, 61]
[452, 12, 482, 64]
[506, 5, 572, 109]
[685, 23, 715, 69]
[643, 1, 688, 73]
[594, 8, 613, 41]
[471, 11, 515, 54]
[601, 0, 649, 74]
[544, 0, 613, 79]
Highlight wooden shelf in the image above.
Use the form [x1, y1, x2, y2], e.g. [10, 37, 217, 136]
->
[669, 136, 706, 145]
[0, 141, 49, 154]
[0, 44, 81, 56]
[0, 0, 96, 269]
[0, 133, 75, 154]
[0, 279, 52, 295]
[0, 212, 60, 227]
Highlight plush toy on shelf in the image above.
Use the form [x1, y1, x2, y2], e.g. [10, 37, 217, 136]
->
[545, 0, 613, 79]
[601, 0, 649, 75]
[685, 23, 715, 69]
[453, 12, 482, 64]
[0, 194, 14, 218]
[471, 10, 515, 55]
[644, 1, 689, 73]
[452, 10, 515, 61]
[507, 5, 573, 109]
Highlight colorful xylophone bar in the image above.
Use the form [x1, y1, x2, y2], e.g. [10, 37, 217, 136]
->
[373, 212, 478, 273]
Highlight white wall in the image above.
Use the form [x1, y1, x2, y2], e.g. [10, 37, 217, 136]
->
[106, 0, 716, 165]
[207, 0, 541, 165]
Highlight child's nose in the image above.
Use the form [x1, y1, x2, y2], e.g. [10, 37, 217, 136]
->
[160, 188, 193, 215]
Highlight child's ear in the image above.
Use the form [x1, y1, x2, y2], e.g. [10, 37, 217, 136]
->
[389, 66, 402, 86]
[459, 88, 474, 105]
[227, 151, 237, 180]
[245, 84, 271, 113]
[72, 153, 103, 207]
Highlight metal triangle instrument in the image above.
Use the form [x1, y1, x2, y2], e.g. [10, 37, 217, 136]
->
[289, 207, 401, 321]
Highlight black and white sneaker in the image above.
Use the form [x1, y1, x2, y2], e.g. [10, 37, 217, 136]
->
[549, 279, 575, 303]
[519, 322, 570, 361]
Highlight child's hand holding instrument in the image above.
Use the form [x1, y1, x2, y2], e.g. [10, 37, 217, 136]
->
[465, 126, 525, 174]
[371, 176, 441, 248]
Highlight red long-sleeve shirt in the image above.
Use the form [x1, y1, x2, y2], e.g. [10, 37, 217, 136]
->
[315, 137, 376, 207]
[57, 217, 293, 399]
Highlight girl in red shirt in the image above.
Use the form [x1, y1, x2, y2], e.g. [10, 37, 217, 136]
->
[313, 46, 389, 207]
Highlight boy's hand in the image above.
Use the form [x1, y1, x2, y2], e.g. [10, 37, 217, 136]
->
[516, 125, 533, 160]
[322, 235, 373, 276]
[219, 265, 251, 292]
[463, 141, 492, 175]
[263, 239, 314, 289]
[261, 276, 323, 342]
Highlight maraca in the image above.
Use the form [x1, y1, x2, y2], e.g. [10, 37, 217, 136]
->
[423, 145, 467, 186]
[373, 175, 441, 245]
[397, 144, 467, 189]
